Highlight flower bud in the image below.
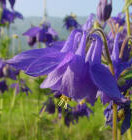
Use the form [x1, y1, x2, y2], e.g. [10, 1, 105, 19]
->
[97, 0, 112, 22]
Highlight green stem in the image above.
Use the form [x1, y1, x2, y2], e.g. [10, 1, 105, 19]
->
[127, 128, 132, 140]
[125, 4, 131, 36]
[20, 95, 28, 139]
[113, 103, 117, 140]
[91, 28, 117, 140]
[0, 97, 3, 121]
[8, 88, 16, 140]
[117, 127, 122, 140]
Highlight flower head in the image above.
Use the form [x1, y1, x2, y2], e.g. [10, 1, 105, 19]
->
[97, 0, 112, 22]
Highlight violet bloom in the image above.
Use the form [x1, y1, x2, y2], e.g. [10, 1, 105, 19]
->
[97, 0, 112, 22]
[104, 101, 131, 135]
[0, 8, 23, 25]
[7, 29, 127, 105]
[0, 0, 16, 9]
[112, 13, 125, 26]
[111, 33, 132, 78]
[82, 14, 95, 32]
[23, 22, 58, 47]
[40, 97, 55, 114]
[0, 59, 19, 80]
[11, 79, 31, 95]
[64, 103, 92, 126]
[63, 14, 80, 30]
[0, 80, 8, 93]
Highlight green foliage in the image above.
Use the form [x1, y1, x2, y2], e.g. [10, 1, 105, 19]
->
[0, 34, 11, 59]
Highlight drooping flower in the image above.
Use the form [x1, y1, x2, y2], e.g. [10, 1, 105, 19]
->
[7, 30, 127, 105]
[0, 0, 16, 9]
[0, 7, 23, 25]
[63, 13, 80, 30]
[0, 58, 19, 80]
[111, 33, 132, 78]
[11, 79, 32, 95]
[104, 101, 131, 135]
[23, 22, 58, 47]
[0, 80, 8, 93]
[97, 0, 112, 22]
[64, 103, 92, 126]
[40, 97, 55, 114]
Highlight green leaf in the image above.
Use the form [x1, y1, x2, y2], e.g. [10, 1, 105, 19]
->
[123, 69, 132, 80]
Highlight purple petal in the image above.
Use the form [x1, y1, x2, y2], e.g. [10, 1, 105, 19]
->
[23, 27, 41, 37]
[6, 48, 59, 71]
[90, 64, 124, 101]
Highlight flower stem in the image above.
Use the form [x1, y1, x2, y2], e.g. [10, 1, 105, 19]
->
[0, 96, 3, 121]
[20, 95, 28, 139]
[8, 88, 16, 140]
[125, 4, 131, 36]
[91, 28, 117, 140]
[117, 127, 122, 140]
[127, 128, 132, 140]
[113, 103, 117, 140]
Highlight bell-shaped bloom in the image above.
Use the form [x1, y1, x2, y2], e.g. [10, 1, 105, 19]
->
[111, 33, 132, 78]
[40, 97, 55, 114]
[112, 13, 125, 26]
[63, 14, 80, 30]
[82, 13, 95, 32]
[11, 79, 32, 95]
[88, 34, 126, 103]
[7, 30, 126, 104]
[0, 80, 8, 93]
[0, 0, 16, 9]
[23, 22, 58, 47]
[97, 0, 112, 22]
[64, 103, 92, 126]
[104, 101, 131, 135]
[0, 59, 19, 80]
[0, 8, 23, 25]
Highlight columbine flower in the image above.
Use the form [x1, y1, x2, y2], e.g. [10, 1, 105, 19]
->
[97, 0, 112, 22]
[111, 33, 132, 78]
[64, 103, 92, 126]
[40, 97, 55, 114]
[23, 22, 58, 47]
[104, 101, 131, 135]
[82, 14, 95, 32]
[0, 7, 23, 25]
[0, 0, 16, 9]
[7, 29, 126, 105]
[63, 13, 80, 30]
[11, 79, 31, 95]
[0, 58, 19, 80]
[0, 80, 8, 93]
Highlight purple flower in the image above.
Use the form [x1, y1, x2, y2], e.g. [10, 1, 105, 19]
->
[0, 8, 23, 25]
[0, 80, 8, 93]
[63, 14, 80, 30]
[82, 14, 95, 32]
[112, 13, 125, 26]
[11, 79, 31, 95]
[23, 22, 58, 47]
[104, 101, 131, 135]
[97, 0, 112, 22]
[0, 59, 19, 80]
[111, 33, 132, 78]
[0, 0, 15, 9]
[40, 97, 55, 114]
[64, 103, 92, 126]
